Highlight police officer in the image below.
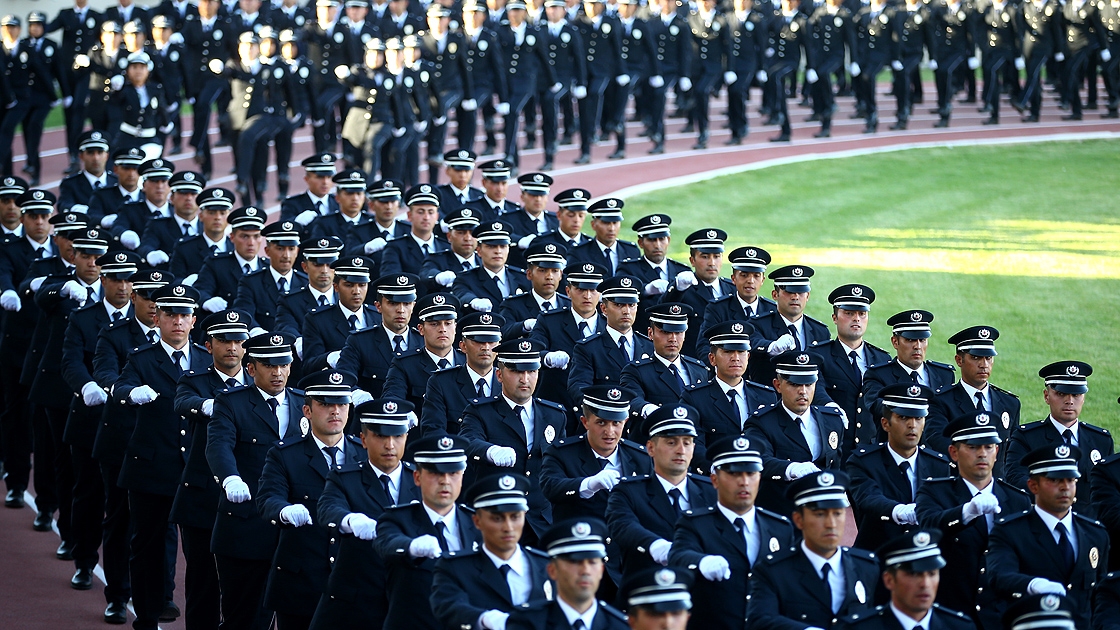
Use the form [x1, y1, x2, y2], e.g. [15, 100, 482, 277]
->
[929, 0, 976, 127]
[617, 213, 691, 331]
[498, 240, 568, 339]
[451, 221, 532, 312]
[619, 567, 694, 629]
[846, 383, 951, 551]
[281, 153, 339, 225]
[659, 228, 733, 359]
[4, 12, 63, 185]
[421, 311, 504, 435]
[230, 221, 307, 332]
[273, 29, 313, 200]
[384, 291, 465, 415]
[435, 149, 484, 211]
[573, 0, 623, 162]
[462, 159, 522, 223]
[748, 264, 831, 385]
[139, 170, 205, 268]
[724, 0, 768, 144]
[495, 0, 559, 170]
[977, 0, 1021, 125]
[646, 0, 692, 154]
[150, 15, 187, 155]
[567, 275, 653, 402]
[505, 173, 560, 266]
[353, 179, 411, 255]
[536, 0, 585, 171]
[763, 0, 812, 142]
[380, 184, 451, 275]
[567, 198, 640, 277]
[335, 272, 422, 394]
[373, 433, 482, 630]
[275, 236, 343, 336]
[852, 0, 893, 133]
[182, 0, 231, 178]
[110, 157, 175, 251]
[915, 411, 1031, 629]
[307, 169, 372, 250]
[87, 146, 143, 222]
[621, 302, 709, 426]
[301, 255, 378, 372]
[58, 130, 115, 213]
[419, 4, 471, 176]
[302, 0, 349, 153]
[195, 205, 269, 313]
[422, 207, 484, 291]
[695, 245, 776, 361]
[806, 0, 854, 138]
[609, 0, 659, 158]
[76, 21, 128, 140]
[338, 37, 399, 181]
[458, 0, 509, 155]
[48, 0, 104, 173]
[206, 332, 304, 630]
[169, 186, 234, 280]
[686, 0, 732, 148]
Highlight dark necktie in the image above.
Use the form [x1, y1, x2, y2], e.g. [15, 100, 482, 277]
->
[910, 370, 920, 383]
[315, 200, 324, 214]
[171, 350, 185, 374]
[728, 389, 743, 428]
[462, 261, 472, 271]
[435, 520, 451, 553]
[848, 350, 861, 379]
[209, 244, 218, 256]
[243, 263, 252, 275]
[603, 246, 614, 273]
[744, 304, 754, 318]
[318, 295, 330, 307]
[1063, 429, 1074, 446]
[379, 474, 393, 503]
[579, 321, 590, 338]
[422, 243, 431, 256]
[618, 336, 630, 362]
[393, 335, 405, 353]
[668, 363, 687, 391]
[92, 180, 102, 190]
[266, 397, 279, 415]
[476, 377, 487, 397]
[597, 457, 610, 470]
[277, 277, 287, 294]
[225, 377, 238, 388]
[541, 300, 552, 312]
[437, 358, 451, 370]
[974, 391, 985, 410]
[821, 563, 834, 613]
[899, 460, 914, 501]
[182, 222, 191, 236]
[1056, 522, 1075, 579]
[733, 516, 749, 564]
[147, 330, 159, 344]
[788, 324, 801, 351]
[324, 445, 340, 468]
[572, 620, 586, 630]
[668, 488, 684, 512]
[86, 286, 96, 303]
[348, 314, 359, 332]
[112, 311, 123, 322]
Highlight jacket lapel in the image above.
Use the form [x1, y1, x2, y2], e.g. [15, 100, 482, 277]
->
[831, 342, 861, 387]
[646, 479, 679, 529]
[795, 553, 832, 608]
[707, 384, 740, 429]
[283, 391, 304, 439]
[307, 439, 330, 480]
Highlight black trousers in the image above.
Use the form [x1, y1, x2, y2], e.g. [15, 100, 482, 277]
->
[578, 76, 612, 153]
[455, 87, 495, 153]
[64, 74, 91, 158]
[983, 51, 1013, 119]
[215, 554, 273, 630]
[180, 525, 221, 630]
[189, 78, 229, 173]
[538, 86, 566, 159]
[44, 406, 73, 541]
[425, 89, 463, 166]
[502, 90, 535, 167]
[726, 69, 755, 138]
[312, 86, 346, 154]
[935, 54, 967, 114]
[128, 490, 175, 630]
[99, 461, 131, 605]
[69, 444, 104, 570]
[1064, 48, 1094, 116]
[275, 612, 312, 630]
[0, 362, 30, 493]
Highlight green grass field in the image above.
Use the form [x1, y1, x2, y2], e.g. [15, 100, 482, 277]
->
[625, 139, 1120, 430]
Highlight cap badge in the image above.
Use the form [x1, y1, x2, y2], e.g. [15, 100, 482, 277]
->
[352, 257, 363, 266]
[672, 406, 688, 419]
[818, 472, 835, 486]
[172, 286, 185, 296]
[572, 522, 591, 538]
[852, 286, 862, 296]
[184, 173, 195, 181]
[492, 222, 502, 230]
[66, 213, 76, 222]
[669, 305, 681, 315]
[910, 311, 922, 322]
[620, 278, 633, 288]
[91, 132, 102, 140]
[246, 207, 258, 216]
[33, 191, 44, 200]
[328, 372, 343, 384]
[498, 475, 516, 490]
[606, 199, 618, 208]
[734, 437, 749, 451]
[214, 190, 224, 198]
[384, 401, 398, 413]
[706, 230, 717, 239]
[979, 328, 991, 338]
[282, 222, 294, 231]
[650, 215, 661, 224]
[533, 174, 543, 183]
[1067, 365, 1079, 376]
[322, 154, 331, 161]
[153, 160, 163, 168]
[480, 314, 492, 324]
[654, 569, 675, 586]
[731, 323, 744, 333]
[913, 531, 931, 547]
[318, 239, 329, 247]
[607, 388, 622, 401]
[582, 264, 594, 273]
[433, 294, 446, 304]
[420, 184, 431, 193]
[458, 150, 468, 158]
[1041, 594, 1060, 611]
[545, 244, 556, 253]
[151, 272, 162, 280]
[270, 335, 284, 346]
[438, 436, 453, 450]
[349, 172, 361, 180]
[226, 312, 239, 322]
[792, 267, 804, 277]
[573, 190, 584, 199]
[1056, 444, 1071, 458]
[2, 178, 11, 185]
[976, 413, 990, 425]
[796, 354, 809, 365]
[397, 275, 409, 285]
[518, 340, 532, 352]
[115, 253, 127, 262]
[89, 229, 99, 238]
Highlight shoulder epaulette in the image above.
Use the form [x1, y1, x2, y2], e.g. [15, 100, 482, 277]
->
[682, 506, 716, 518]
[575, 331, 603, 344]
[843, 546, 877, 562]
[616, 474, 651, 485]
[536, 398, 566, 412]
[1082, 422, 1111, 437]
[928, 360, 956, 371]
[995, 509, 1032, 526]
[931, 602, 972, 620]
[757, 507, 791, 523]
[990, 384, 1019, 398]
[918, 445, 950, 461]
[687, 473, 713, 485]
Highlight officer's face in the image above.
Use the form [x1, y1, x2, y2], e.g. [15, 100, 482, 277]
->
[143, 177, 170, 206]
[688, 251, 722, 283]
[0, 197, 20, 228]
[446, 167, 473, 189]
[646, 435, 695, 479]
[659, 0, 675, 15]
[206, 337, 245, 373]
[947, 442, 997, 483]
[336, 279, 368, 310]
[28, 23, 44, 38]
[260, 38, 276, 58]
[792, 507, 844, 557]
[100, 32, 120, 49]
[732, 270, 764, 301]
[240, 0, 262, 14]
[460, 338, 498, 371]
[126, 62, 149, 85]
[478, 242, 510, 272]
[638, 235, 669, 264]
[891, 335, 927, 370]
[171, 191, 199, 219]
[125, 32, 143, 52]
[348, 6, 369, 22]
[55, 234, 76, 263]
[734, 0, 753, 13]
[1028, 475, 1077, 515]
[266, 243, 298, 274]
[782, 0, 799, 12]
[713, 469, 761, 512]
[74, 251, 101, 284]
[301, 260, 335, 291]
[232, 228, 263, 259]
[584, 1, 604, 17]
[389, 0, 408, 16]
[628, 608, 690, 630]
[527, 265, 561, 298]
[557, 208, 587, 237]
[316, 4, 338, 23]
[648, 325, 684, 361]
[507, 7, 526, 26]
[546, 5, 566, 21]
[773, 377, 814, 414]
[22, 212, 50, 242]
[200, 207, 229, 236]
[1, 26, 19, 45]
[361, 428, 407, 474]
[448, 227, 477, 257]
[473, 508, 526, 555]
[80, 148, 109, 176]
[427, 14, 450, 32]
[772, 288, 808, 320]
[336, 190, 366, 217]
[152, 26, 170, 46]
[1043, 388, 1084, 424]
[618, 3, 636, 18]
[375, 296, 415, 334]
[566, 285, 600, 318]
[156, 310, 196, 347]
[882, 411, 924, 454]
[590, 218, 620, 245]
[115, 165, 140, 190]
[282, 42, 298, 60]
[497, 365, 538, 403]
[102, 277, 132, 309]
[482, 178, 508, 201]
[832, 308, 867, 344]
[600, 299, 636, 333]
[415, 467, 464, 512]
[709, 347, 748, 381]
[420, 317, 457, 353]
[131, 291, 158, 326]
[581, 411, 626, 457]
[466, 10, 486, 29]
[305, 172, 334, 197]
[199, 0, 219, 19]
[407, 204, 439, 236]
[369, 198, 400, 224]
[883, 568, 939, 618]
[305, 399, 348, 439]
[955, 352, 994, 389]
[521, 192, 547, 214]
[547, 557, 604, 608]
[247, 360, 291, 395]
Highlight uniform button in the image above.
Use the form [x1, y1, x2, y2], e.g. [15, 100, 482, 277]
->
[181, 429, 187, 436]
[180, 447, 186, 452]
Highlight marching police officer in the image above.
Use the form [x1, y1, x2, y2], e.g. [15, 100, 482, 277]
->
[646, 0, 692, 154]
[195, 205, 269, 313]
[695, 245, 776, 361]
[497, 240, 568, 339]
[274, 236, 343, 336]
[567, 275, 654, 402]
[536, 0, 585, 171]
[233, 220, 308, 331]
[659, 228, 733, 359]
[763, 0, 813, 142]
[724, 0, 768, 143]
[573, 0, 623, 163]
[929, 0, 976, 127]
[461, 159, 522, 223]
[495, 0, 559, 170]
[48, 1, 104, 173]
[976, 0, 1021, 125]
[420, 4, 471, 176]
[853, 0, 894, 133]
[380, 184, 451, 275]
[748, 264, 831, 385]
[335, 272, 422, 395]
[420, 311, 504, 435]
[138, 170, 205, 268]
[618, 567, 694, 629]
[457, 0, 509, 155]
[58, 130, 114, 215]
[338, 37, 399, 181]
[169, 186, 234, 279]
[301, 255, 378, 372]
[182, 0, 231, 179]
[616, 213, 691, 331]
[281, 153, 339, 225]
[383, 291, 465, 415]
[686, 0, 733, 149]
[451, 221, 531, 313]
[621, 302, 709, 427]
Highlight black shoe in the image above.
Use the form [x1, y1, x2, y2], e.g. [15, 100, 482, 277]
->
[482, 142, 497, 156]
[1102, 110, 1120, 119]
[982, 116, 999, 125]
[57, 540, 74, 560]
[813, 127, 830, 138]
[1011, 100, 1025, 114]
[978, 104, 991, 113]
[159, 601, 180, 622]
[691, 135, 708, 150]
[1057, 101, 1070, 110]
[681, 122, 694, 133]
[798, 97, 812, 108]
[804, 113, 820, 122]
[560, 134, 573, 145]
[573, 153, 591, 165]
[763, 115, 779, 125]
[933, 116, 950, 128]
[71, 568, 93, 590]
[214, 138, 230, 148]
[4, 489, 24, 508]
[539, 160, 553, 171]
[1086, 101, 1098, 110]
[724, 135, 742, 146]
[1021, 114, 1040, 122]
[769, 132, 791, 142]
[1061, 113, 1082, 121]
[836, 88, 853, 97]
[104, 602, 128, 625]
[607, 149, 626, 159]
[33, 510, 53, 531]
[648, 142, 665, 155]
[168, 144, 182, 156]
[889, 120, 908, 130]
[523, 136, 536, 150]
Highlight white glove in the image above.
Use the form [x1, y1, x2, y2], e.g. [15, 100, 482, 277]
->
[312, 119, 326, 128]
[674, 270, 697, 291]
[1014, 57, 1025, 70]
[288, 113, 303, 126]
[222, 476, 251, 503]
[433, 116, 447, 125]
[4, 100, 15, 110]
[461, 98, 477, 111]
[82, 381, 108, 406]
[517, 234, 536, 249]
[543, 351, 570, 369]
[723, 71, 738, 85]
[120, 230, 141, 250]
[63, 96, 74, 108]
[202, 296, 228, 313]
[295, 337, 304, 360]
[407, 411, 419, 430]
[891, 60, 904, 71]
[439, 219, 452, 234]
[1102, 49, 1113, 63]
[352, 388, 374, 406]
[678, 77, 692, 91]
[280, 504, 313, 527]
[327, 350, 341, 368]
[249, 327, 267, 337]
[699, 555, 732, 581]
[435, 270, 456, 287]
[962, 492, 1001, 523]
[469, 297, 493, 312]
[826, 402, 849, 430]
[30, 277, 45, 292]
[182, 274, 198, 286]
[585, 468, 621, 494]
[849, 63, 861, 77]
[110, 75, 125, 91]
[158, 122, 174, 135]
[785, 461, 820, 480]
[805, 69, 819, 84]
[51, 99, 64, 108]
[928, 59, 938, 71]
[616, 74, 631, 86]
[891, 503, 918, 525]
[69, 204, 90, 214]
[641, 404, 659, 418]
[202, 399, 215, 416]
[649, 539, 672, 565]
[767, 334, 797, 356]
[765, 47, 775, 58]
[100, 214, 118, 228]
[408, 534, 443, 558]
[644, 278, 669, 295]
[128, 385, 160, 405]
[495, 102, 511, 115]
[294, 209, 319, 227]
[146, 250, 170, 266]
[188, 97, 196, 105]
[649, 75, 665, 88]
[335, 64, 351, 79]
[414, 120, 428, 133]
[486, 445, 517, 467]
[479, 610, 509, 630]
[364, 237, 388, 254]
[522, 318, 536, 332]
[968, 56, 980, 69]
[756, 69, 768, 83]
[61, 280, 86, 301]
[344, 513, 378, 539]
[169, 33, 184, 45]
[1054, 52, 1065, 62]
[208, 58, 224, 74]
[573, 85, 588, 99]
[392, 126, 406, 137]
[0, 290, 20, 312]
[1028, 578, 1067, 596]
[550, 82, 564, 94]
[74, 54, 91, 68]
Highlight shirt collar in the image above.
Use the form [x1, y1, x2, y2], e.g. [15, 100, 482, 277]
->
[654, 352, 684, 373]
[308, 285, 333, 302]
[1034, 504, 1074, 533]
[556, 597, 599, 629]
[466, 364, 493, 387]
[145, 200, 169, 216]
[1048, 416, 1078, 441]
[715, 376, 744, 396]
[781, 402, 811, 424]
[483, 543, 527, 574]
[340, 302, 365, 326]
[890, 603, 931, 630]
[256, 387, 287, 406]
[268, 266, 293, 284]
[604, 325, 632, 347]
[423, 500, 459, 529]
[801, 540, 842, 576]
[655, 473, 687, 497]
[962, 477, 994, 496]
[83, 171, 107, 188]
[372, 461, 404, 489]
[960, 380, 988, 401]
[717, 502, 756, 530]
[234, 251, 258, 270]
[102, 300, 129, 319]
[159, 338, 188, 361]
[887, 445, 918, 469]
[409, 232, 435, 249]
[308, 191, 329, 208]
[312, 433, 344, 456]
[173, 214, 197, 230]
[426, 348, 454, 367]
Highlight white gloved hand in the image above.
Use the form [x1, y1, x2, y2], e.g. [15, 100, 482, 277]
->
[188, 97, 196, 105]
[517, 234, 535, 249]
[522, 318, 536, 332]
[208, 58, 224, 74]
[100, 214, 118, 229]
[1102, 49, 1112, 63]
[616, 74, 631, 86]
[586, 468, 621, 493]
[222, 476, 251, 503]
[120, 230, 141, 250]
[414, 120, 428, 133]
[968, 57, 980, 69]
[352, 388, 374, 406]
[4, 100, 15, 110]
[1028, 578, 1067, 596]
[30, 277, 46, 292]
[765, 47, 775, 58]
[327, 350, 341, 368]
[674, 270, 697, 291]
[962, 492, 1001, 523]
[785, 461, 821, 480]
[433, 116, 447, 126]
[249, 327, 267, 337]
[146, 250, 169, 266]
[641, 404, 659, 418]
[158, 122, 174, 135]
[364, 237, 388, 254]
[335, 64, 351, 79]
[649, 75, 665, 88]
[495, 102, 511, 115]
[202, 399, 215, 416]
[202, 296, 228, 313]
[723, 71, 738, 85]
[891, 503, 918, 525]
[0, 290, 20, 312]
[169, 33, 185, 46]
[392, 126, 406, 137]
[805, 69, 819, 83]
[486, 445, 517, 467]
[756, 69, 769, 83]
[312, 119, 326, 128]
[573, 85, 588, 99]
[678, 77, 693, 91]
[69, 204, 90, 214]
[82, 381, 108, 406]
[128, 385, 160, 405]
[280, 504, 313, 527]
[294, 209, 319, 227]
[345, 513, 378, 539]
[699, 555, 732, 581]
[469, 297, 493, 312]
[63, 96, 74, 108]
[479, 610, 509, 630]
[849, 63, 861, 77]
[406, 411, 419, 429]
[928, 59, 938, 71]
[891, 60, 904, 71]
[550, 82, 564, 94]
[110, 75, 125, 91]
[644, 278, 669, 295]
[461, 98, 477, 111]
[74, 54, 91, 69]
[295, 337, 304, 360]
[1014, 57, 1025, 70]
[649, 539, 672, 565]
[408, 534, 443, 558]
[61, 280, 85, 301]
[767, 334, 797, 356]
[1054, 52, 1065, 62]
[51, 99, 64, 109]
[434, 270, 457, 287]
[826, 402, 849, 430]
[543, 351, 570, 369]
[182, 274, 199, 286]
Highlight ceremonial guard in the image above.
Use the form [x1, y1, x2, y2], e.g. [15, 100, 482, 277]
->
[336, 272, 422, 395]
[420, 311, 503, 436]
